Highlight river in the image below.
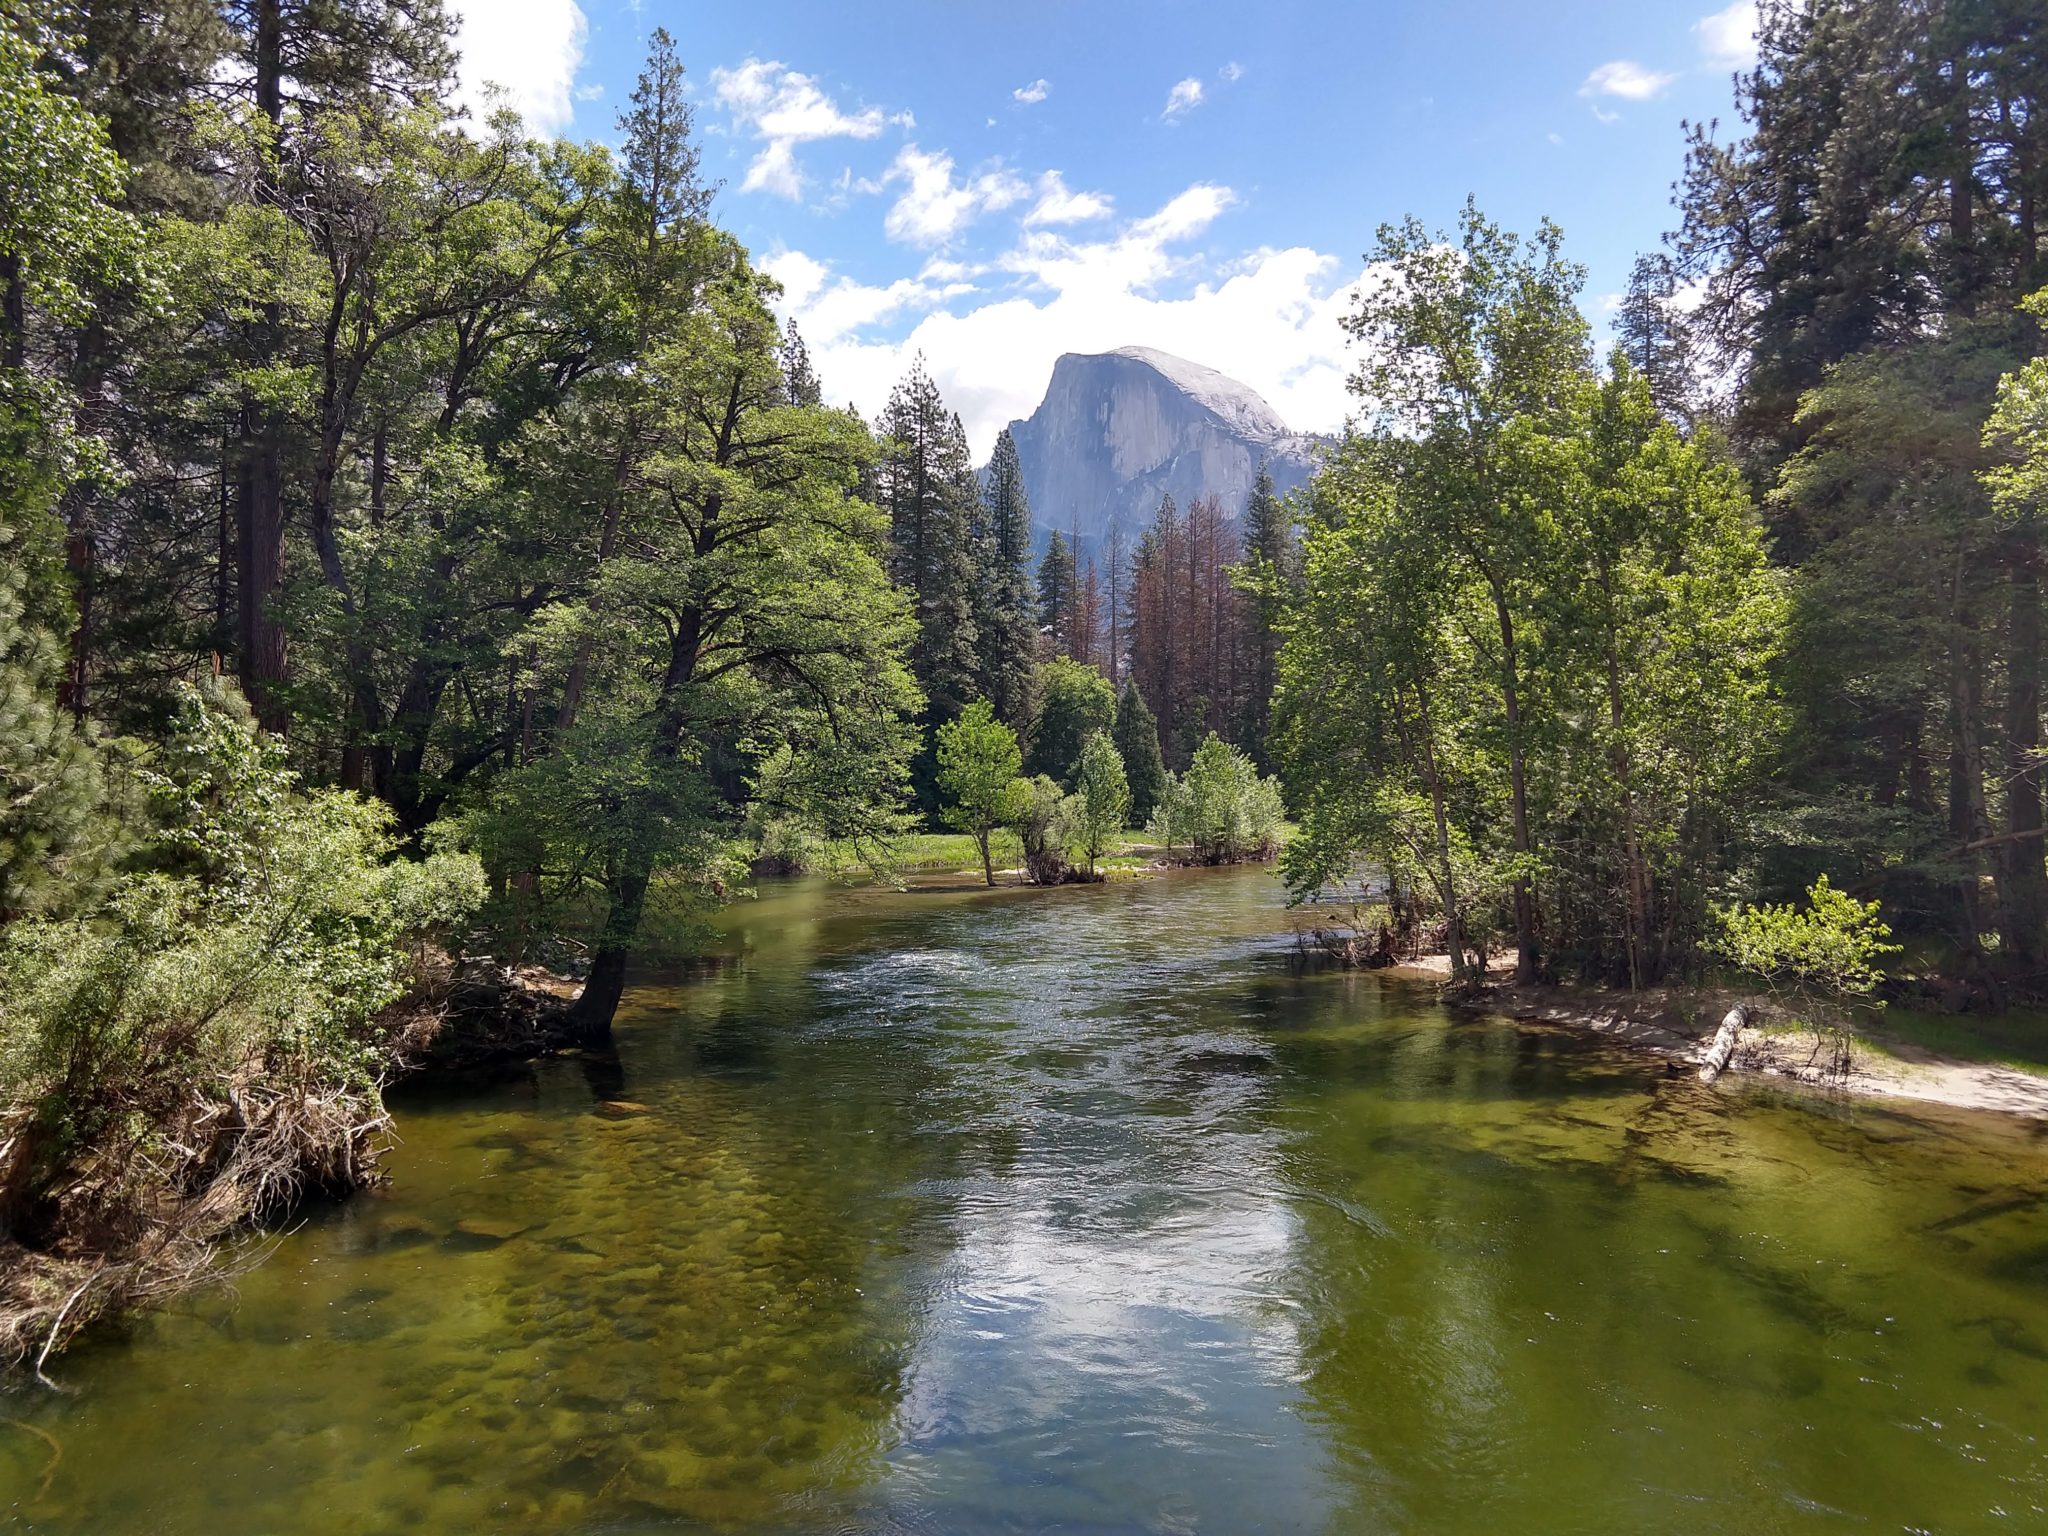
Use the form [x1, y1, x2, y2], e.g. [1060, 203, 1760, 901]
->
[3, 865, 2045, 1532]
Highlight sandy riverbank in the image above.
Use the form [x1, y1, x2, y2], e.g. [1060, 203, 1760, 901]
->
[1383, 957, 2048, 1121]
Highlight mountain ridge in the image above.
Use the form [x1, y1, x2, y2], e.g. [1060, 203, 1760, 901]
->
[998, 347, 1324, 553]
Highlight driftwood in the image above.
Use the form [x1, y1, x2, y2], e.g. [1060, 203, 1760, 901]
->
[1696, 1005, 1750, 1084]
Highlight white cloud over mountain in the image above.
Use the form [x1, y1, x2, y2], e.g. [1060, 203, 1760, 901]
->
[878, 146, 1031, 246]
[767, 182, 1366, 459]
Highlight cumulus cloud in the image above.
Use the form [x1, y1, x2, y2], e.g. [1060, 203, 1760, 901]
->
[879, 145, 1030, 246]
[1163, 77, 1205, 118]
[1014, 78, 1051, 105]
[1695, 1, 1759, 68]
[450, 0, 588, 136]
[1579, 59, 1677, 100]
[1220, 61, 1245, 82]
[770, 184, 1365, 457]
[711, 58, 902, 200]
[1024, 171, 1114, 227]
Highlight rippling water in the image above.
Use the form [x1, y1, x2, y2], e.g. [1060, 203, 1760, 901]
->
[4, 866, 2046, 1532]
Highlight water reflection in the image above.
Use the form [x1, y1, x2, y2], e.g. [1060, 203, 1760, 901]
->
[1, 866, 2043, 1533]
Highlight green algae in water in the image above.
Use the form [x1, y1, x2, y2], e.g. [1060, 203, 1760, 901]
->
[3, 868, 2045, 1533]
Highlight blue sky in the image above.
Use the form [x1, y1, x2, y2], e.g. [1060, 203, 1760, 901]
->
[452, 0, 1756, 456]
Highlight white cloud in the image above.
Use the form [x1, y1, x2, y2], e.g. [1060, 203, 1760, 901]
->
[1220, 60, 1245, 82]
[1024, 171, 1114, 227]
[1164, 77, 1205, 118]
[1579, 59, 1677, 100]
[1695, 1, 1759, 68]
[450, 0, 588, 136]
[711, 58, 899, 201]
[770, 183, 1365, 458]
[1014, 78, 1051, 105]
[879, 145, 1029, 246]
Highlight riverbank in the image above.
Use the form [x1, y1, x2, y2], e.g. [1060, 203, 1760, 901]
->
[1386, 957, 2048, 1120]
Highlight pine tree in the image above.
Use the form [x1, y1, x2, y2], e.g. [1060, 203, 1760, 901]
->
[876, 359, 982, 809]
[1113, 676, 1167, 825]
[1036, 527, 1075, 655]
[0, 7, 149, 912]
[974, 426, 1035, 725]
[1236, 461, 1293, 762]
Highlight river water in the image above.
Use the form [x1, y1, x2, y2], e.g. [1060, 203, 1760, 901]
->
[3, 866, 2045, 1533]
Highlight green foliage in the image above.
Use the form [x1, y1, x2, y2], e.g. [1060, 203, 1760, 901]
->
[1063, 732, 1130, 877]
[1008, 773, 1068, 886]
[1176, 733, 1284, 865]
[1113, 677, 1167, 825]
[975, 428, 1037, 729]
[0, 682, 483, 1198]
[1025, 656, 1115, 785]
[0, 3, 156, 327]
[937, 700, 1024, 885]
[1984, 289, 2048, 522]
[1712, 876, 1902, 1001]
[1278, 208, 1784, 983]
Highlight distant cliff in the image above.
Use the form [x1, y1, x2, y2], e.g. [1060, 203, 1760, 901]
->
[1001, 347, 1324, 550]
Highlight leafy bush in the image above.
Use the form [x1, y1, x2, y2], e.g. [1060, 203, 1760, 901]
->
[1025, 657, 1116, 784]
[1009, 774, 1069, 885]
[1711, 875, 1900, 999]
[1174, 734, 1286, 864]
[0, 683, 483, 1217]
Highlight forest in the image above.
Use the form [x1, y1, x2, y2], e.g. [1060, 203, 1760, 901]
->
[0, 0, 2045, 1365]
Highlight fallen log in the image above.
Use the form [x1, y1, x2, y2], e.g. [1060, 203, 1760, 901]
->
[1697, 1005, 1749, 1085]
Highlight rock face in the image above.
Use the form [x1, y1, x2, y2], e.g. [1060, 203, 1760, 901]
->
[1002, 346, 1324, 551]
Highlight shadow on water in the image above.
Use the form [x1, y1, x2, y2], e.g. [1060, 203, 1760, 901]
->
[6, 864, 2047, 1534]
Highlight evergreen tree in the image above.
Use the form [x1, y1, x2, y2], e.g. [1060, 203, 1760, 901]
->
[975, 426, 1035, 725]
[1113, 676, 1167, 825]
[1235, 461, 1292, 761]
[876, 358, 981, 810]
[1036, 527, 1076, 654]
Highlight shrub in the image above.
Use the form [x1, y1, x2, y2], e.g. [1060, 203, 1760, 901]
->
[1711, 875, 1901, 1000]
[0, 682, 484, 1226]
[1179, 734, 1285, 864]
[1009, 774, 1069, 885]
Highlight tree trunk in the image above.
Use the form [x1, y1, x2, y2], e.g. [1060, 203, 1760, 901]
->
[1697, 1005, 1748, 1085]
[238, 0, 289, 732]
[236, 421, 288, 731]
[570, 865, 649, 1042]
[1948, 551, 1990, 951]
[1604, 642, 1652, 988]
[979, 831, 994, 887]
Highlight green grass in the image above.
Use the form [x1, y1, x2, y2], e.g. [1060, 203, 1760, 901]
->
[1860, 1005, 2048, 1077]
[831, 829, 1161, 880]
